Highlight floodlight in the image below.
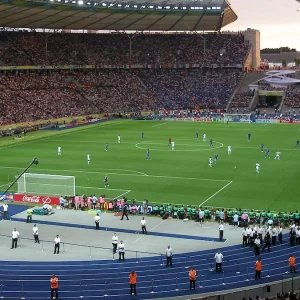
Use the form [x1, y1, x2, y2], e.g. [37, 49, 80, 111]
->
[78, 0, 83, 4]
[133, 4, 137, 8]
[141, 5, 145, 8]
[182, 6, 187, 9]
[207, 7, 211, 9]
[117, 4, 122, 7]
[149, 5, 153, 8]
[157, 6, 162, 9]
[174, 6, 178, 9]
[165, 5, 170, 8]
[125, 4, 129, 7]
[102, 3, 107, 6]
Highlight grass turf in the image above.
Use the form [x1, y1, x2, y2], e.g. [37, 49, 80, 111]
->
[0, 120, 300, 211]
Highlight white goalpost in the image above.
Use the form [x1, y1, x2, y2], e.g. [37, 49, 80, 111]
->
[223, 114, 252, 123]
[16, 173, 76, 196]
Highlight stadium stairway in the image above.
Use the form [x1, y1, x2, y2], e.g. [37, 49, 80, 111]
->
[0, 233, 298, 300]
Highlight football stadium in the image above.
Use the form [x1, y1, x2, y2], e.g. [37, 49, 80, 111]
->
[0, 0, 300, 299]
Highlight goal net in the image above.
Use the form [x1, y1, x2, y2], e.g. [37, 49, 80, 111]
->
[223, 114, 252, 123]
[16, 173, 75, 196]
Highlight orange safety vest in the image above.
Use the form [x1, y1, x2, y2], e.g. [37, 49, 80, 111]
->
[289, 256, 296, 267]
[129, 273, 137, 284]
[189, 269, 196, 280]
[103, 202, 109, 210]
[255, 261, 262, 271]
[50, 277, 58, 289]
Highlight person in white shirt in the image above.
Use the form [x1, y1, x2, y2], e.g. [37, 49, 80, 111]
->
[278, 226, 283, 244]
[166, 245, 173, 267]
[219, 224, 224, 241]
[274, 151, 281, 160]
[208, 157, 213, 168]
[33, 224, 40, 244]
[112, 233, 118, 254]
[58, 146, 61, 155]
[94, 213, 100, 230]
[214, 250, 223, 272]
[11, 228, 20, 249]
[227, 145, 232, 155]
[203, 133, 206, 142]
[198, 209, 205, 227]
[87, 153, 91, 164]
[171, 141, 175, 150]
[118, 135, 121, 143]
[141, 217, 147, 234]
[118, 240, 125, 261]
[233, 213, 239, 230]
[254, 237, 261, 256]
[54, 235, 60, 254]
[2, 203, 8, 220]
[255, 162, 260, 174]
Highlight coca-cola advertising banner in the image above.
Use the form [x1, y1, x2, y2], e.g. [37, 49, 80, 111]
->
[14, 194, 60, 205]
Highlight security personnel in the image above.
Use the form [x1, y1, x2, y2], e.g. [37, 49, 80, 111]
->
[219, 223, 224, 241]
[214, 250, 223, 272]
[118, 240, 125, 261]
[166, 245, 173, 267]
[254, 237, 261, 256]
[189, 267, 196, 290]
[54, 235, 60, 254]
[255, 258, 262, 280]
[94, 213, 100, 230]
[50, 274, 58, 299]
[289, 254, 296, 273]
[120, 204, 129, 220]
[129, 270, 137, 295]
[112, 233, 118, 254]
[26, 207, 33, 223]
[141, 217, 147, 234]
[33, 224, 40, 243]
[11, 228, 20, 249]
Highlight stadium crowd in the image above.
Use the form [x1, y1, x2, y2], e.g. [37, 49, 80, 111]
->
[284, 87, 300, 108]
[0, 32, 248, 66]
[230, 90, 255, 110]
[0, 68, 242, 123]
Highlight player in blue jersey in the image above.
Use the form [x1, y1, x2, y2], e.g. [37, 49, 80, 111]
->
[105, 143, 108, 151]
[146, 149, 151, 160]
[196, 132, 199, 139]
[210, 139, 213, 147]
[248, 133, 251, 142]
[214, 154, 218, 164]
[296, 139, 299, 148]
[141, 132, 144, 139]
[260, 144, 264, 152]
[265, 149, 270, 158]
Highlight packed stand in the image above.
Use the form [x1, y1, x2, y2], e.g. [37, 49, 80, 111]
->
[0, 69, 243, 123]
[284, 86, 300, 108]
[0, 32, 249, 66]
[230, 90, 255, 110]
[140, 69, 242, 110]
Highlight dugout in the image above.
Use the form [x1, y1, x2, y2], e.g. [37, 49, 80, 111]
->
[257, 90, 284, 108]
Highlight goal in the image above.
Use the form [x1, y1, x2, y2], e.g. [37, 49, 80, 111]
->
[223, 114, 252, 123]
[16, 173, 75, 196]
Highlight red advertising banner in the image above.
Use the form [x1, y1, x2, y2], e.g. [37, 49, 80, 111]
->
[14, 194, 60, 205]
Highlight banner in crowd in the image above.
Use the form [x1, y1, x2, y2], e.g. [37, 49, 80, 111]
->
[254, 119, 279, 124]
[0, 65, 95, 71]
[279, 118, 300, 124]
[14, 194, 60, 205]
[259, 90, 284, 96]
[0, 192, 14, 201]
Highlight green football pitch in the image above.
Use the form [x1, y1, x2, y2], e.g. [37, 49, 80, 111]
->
[0, 119, 300, 212]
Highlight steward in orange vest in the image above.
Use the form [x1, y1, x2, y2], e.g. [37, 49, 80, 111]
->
[289, 254, 296, 273]
[189, 267, 197, 290]
[129, 271, 137, 296]
[255, 258, 262, 280]
[50, 274, 58, 300]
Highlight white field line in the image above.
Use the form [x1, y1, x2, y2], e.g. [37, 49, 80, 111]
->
[199, 181, 233, 207]
[133, 219, 166, 243]
[0, 166, 230, 183]
[114, 190, 131, 199]
[77, 185, 129, 193]
[264, 124, 268, 127]
[152, 123, 167, 128]
[0, 184, 8, 189]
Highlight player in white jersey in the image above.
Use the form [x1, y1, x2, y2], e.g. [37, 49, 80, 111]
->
[227, 145, 231, 155]
[118, 135, 121, 143]
[171, 141, 175, 150]
[208, 157, 212, 167]
[58, 146, 61, 155]
[87, 153, 91, 164]
[255, 162, 260, 173]
[274, 151, 281, 160]
[203, 134, 206, 142]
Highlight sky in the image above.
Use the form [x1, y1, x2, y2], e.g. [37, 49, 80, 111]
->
[224, 0, 300, 50]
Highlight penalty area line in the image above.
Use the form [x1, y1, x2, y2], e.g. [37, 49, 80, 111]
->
[152, 123, 167, 128]
[199, 181, 233, 207]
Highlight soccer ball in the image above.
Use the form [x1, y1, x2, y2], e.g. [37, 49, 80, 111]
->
[234, 166, 237, 169]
